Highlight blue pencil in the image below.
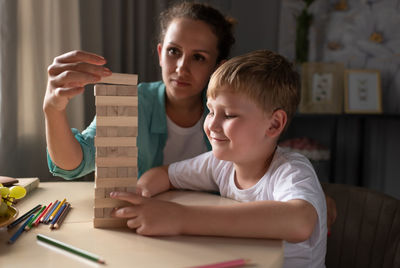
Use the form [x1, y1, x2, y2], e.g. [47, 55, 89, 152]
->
[44, 201, 60, 223]
[8, 214, 35, 244]
[50, 203, 66, 229]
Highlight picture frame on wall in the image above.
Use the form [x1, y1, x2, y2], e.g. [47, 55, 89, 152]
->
[299, 62, 344, 114]
[344, 69, 382, 114]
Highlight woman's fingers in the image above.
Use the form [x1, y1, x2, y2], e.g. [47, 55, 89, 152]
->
[50, 70, 102, 88]
[54, 50, 106, 65]
[48, 61, 111, 77]
[54, 87, 85, 98]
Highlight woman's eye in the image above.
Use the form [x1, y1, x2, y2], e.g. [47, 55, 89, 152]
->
[194, 54, 205, 61]
[167, 47, 179, 56]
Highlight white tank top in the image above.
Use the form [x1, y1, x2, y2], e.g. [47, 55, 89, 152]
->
[163, 115, 209, 165]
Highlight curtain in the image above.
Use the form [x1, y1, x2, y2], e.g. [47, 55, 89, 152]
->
[0, 0, 82, 178]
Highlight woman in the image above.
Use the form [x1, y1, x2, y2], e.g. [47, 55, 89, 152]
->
[44, 2, 236, 179]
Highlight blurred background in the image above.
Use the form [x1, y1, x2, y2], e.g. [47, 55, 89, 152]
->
[0, 0, 399, 199]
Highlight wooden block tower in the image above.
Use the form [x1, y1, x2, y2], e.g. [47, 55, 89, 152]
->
[93, 73, 138, 228]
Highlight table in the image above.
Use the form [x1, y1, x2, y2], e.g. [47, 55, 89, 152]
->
[0, 182, 283, 268]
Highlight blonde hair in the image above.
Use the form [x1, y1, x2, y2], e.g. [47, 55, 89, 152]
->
[207, 50, 300, 127]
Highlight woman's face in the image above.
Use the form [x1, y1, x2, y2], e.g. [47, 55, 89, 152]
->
[158, 18, 219, 103]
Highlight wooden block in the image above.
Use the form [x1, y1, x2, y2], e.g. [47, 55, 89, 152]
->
[118, 106, 138, 116]
[117, 86, 138, 96]
[95, 137, 137, 147]
[96, 106, 107, 116]
[95, 96, 138, 106]
[95, 167, 108, 178]
[104, 208, 114, 217]
[96, 157, 137, 167]
[94, 84, 107, 96]
[94, 207, 104, 218]
[95, 178, 137, 188]
[95, 188, 106, 198]
[117, 167, 128, 177]
[93, 218, 127, 228]
[106, 85, 117, 96]
[96, 116, 138, 127]
[117, 127, 138, 137]
[127, 168, 137, 177]
[95, 198, 131, 208]
[96, 126, 138, 137]
[118, 147, 138, 157]
[96, 147, 107, 157]
[98, 73, 138, 85]
[107, 106, 118, 116]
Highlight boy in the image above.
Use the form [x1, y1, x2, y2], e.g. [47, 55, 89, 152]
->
[111, 50, 327, 268]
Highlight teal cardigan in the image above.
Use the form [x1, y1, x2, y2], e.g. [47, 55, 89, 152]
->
[47, 81, 211, 179]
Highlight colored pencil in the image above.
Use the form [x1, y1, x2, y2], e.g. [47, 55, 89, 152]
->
[50, 203, 66, 229]
[7, 204, 41, 229]
[44, 200, 59, 223]
[189, 258, 252, 268]
[36, 202, 52, 225]
[25, 205, 46, 230]
[34, 203, 52, 227]
[8, 214, 35, 244]
[53, 203, 71, 229]
[37, 234, 106, 264]
[49, 198, 66, 221]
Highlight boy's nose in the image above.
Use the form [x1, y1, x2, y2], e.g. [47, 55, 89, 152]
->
[208, 116, 222, 132]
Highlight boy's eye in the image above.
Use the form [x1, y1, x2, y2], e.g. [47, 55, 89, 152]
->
[193, 54, 205, 61]
[225, 114, 237, 119]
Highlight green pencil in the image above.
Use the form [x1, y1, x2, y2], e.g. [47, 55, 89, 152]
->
[36, 234, 105, 264]
[25, 205, 45, 230]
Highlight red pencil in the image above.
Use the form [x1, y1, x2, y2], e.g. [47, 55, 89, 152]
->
[35, 202, 52, 227]
[190, 259, 252, 268]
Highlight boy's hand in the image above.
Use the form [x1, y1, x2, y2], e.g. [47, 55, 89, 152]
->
[110, 191, 184, 236]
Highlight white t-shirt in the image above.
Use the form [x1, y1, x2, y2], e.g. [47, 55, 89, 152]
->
[163, 115, 208, 165]
[169, 147, 327, 268]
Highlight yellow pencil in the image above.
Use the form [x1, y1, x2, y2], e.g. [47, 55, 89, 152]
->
[49, 198, 66, 221]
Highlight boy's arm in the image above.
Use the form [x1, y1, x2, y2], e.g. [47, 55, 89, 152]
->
[111, 192, 317, 243]
[136, 165, 174, 197]
[181, 199, 317, 243]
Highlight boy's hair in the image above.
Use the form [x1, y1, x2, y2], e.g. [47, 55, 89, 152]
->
[207, 50, 300, 129]
[159, 1, 236, 63]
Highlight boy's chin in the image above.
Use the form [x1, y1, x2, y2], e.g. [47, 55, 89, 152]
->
[211, 150, 231, 161]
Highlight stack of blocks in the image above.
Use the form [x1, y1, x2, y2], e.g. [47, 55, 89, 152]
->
[93, 73, 139, 228]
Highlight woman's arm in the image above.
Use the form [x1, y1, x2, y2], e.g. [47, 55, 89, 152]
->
[43, 50, 111, 170]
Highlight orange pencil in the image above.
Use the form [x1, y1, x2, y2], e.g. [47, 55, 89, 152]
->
[34, 202, 52, 227]
[50, 198, 66, 221]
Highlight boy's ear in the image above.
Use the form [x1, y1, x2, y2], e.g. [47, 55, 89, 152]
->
[266, 109, 287, 138]
[157, 43, 162, 66]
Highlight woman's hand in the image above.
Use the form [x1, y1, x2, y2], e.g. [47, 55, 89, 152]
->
[136, 166, 173, 198]
[110, 191, 185, 236]
[43, 50, 111, 113]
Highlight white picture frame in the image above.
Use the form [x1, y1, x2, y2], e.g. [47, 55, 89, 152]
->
[344, 69, 382, 114]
